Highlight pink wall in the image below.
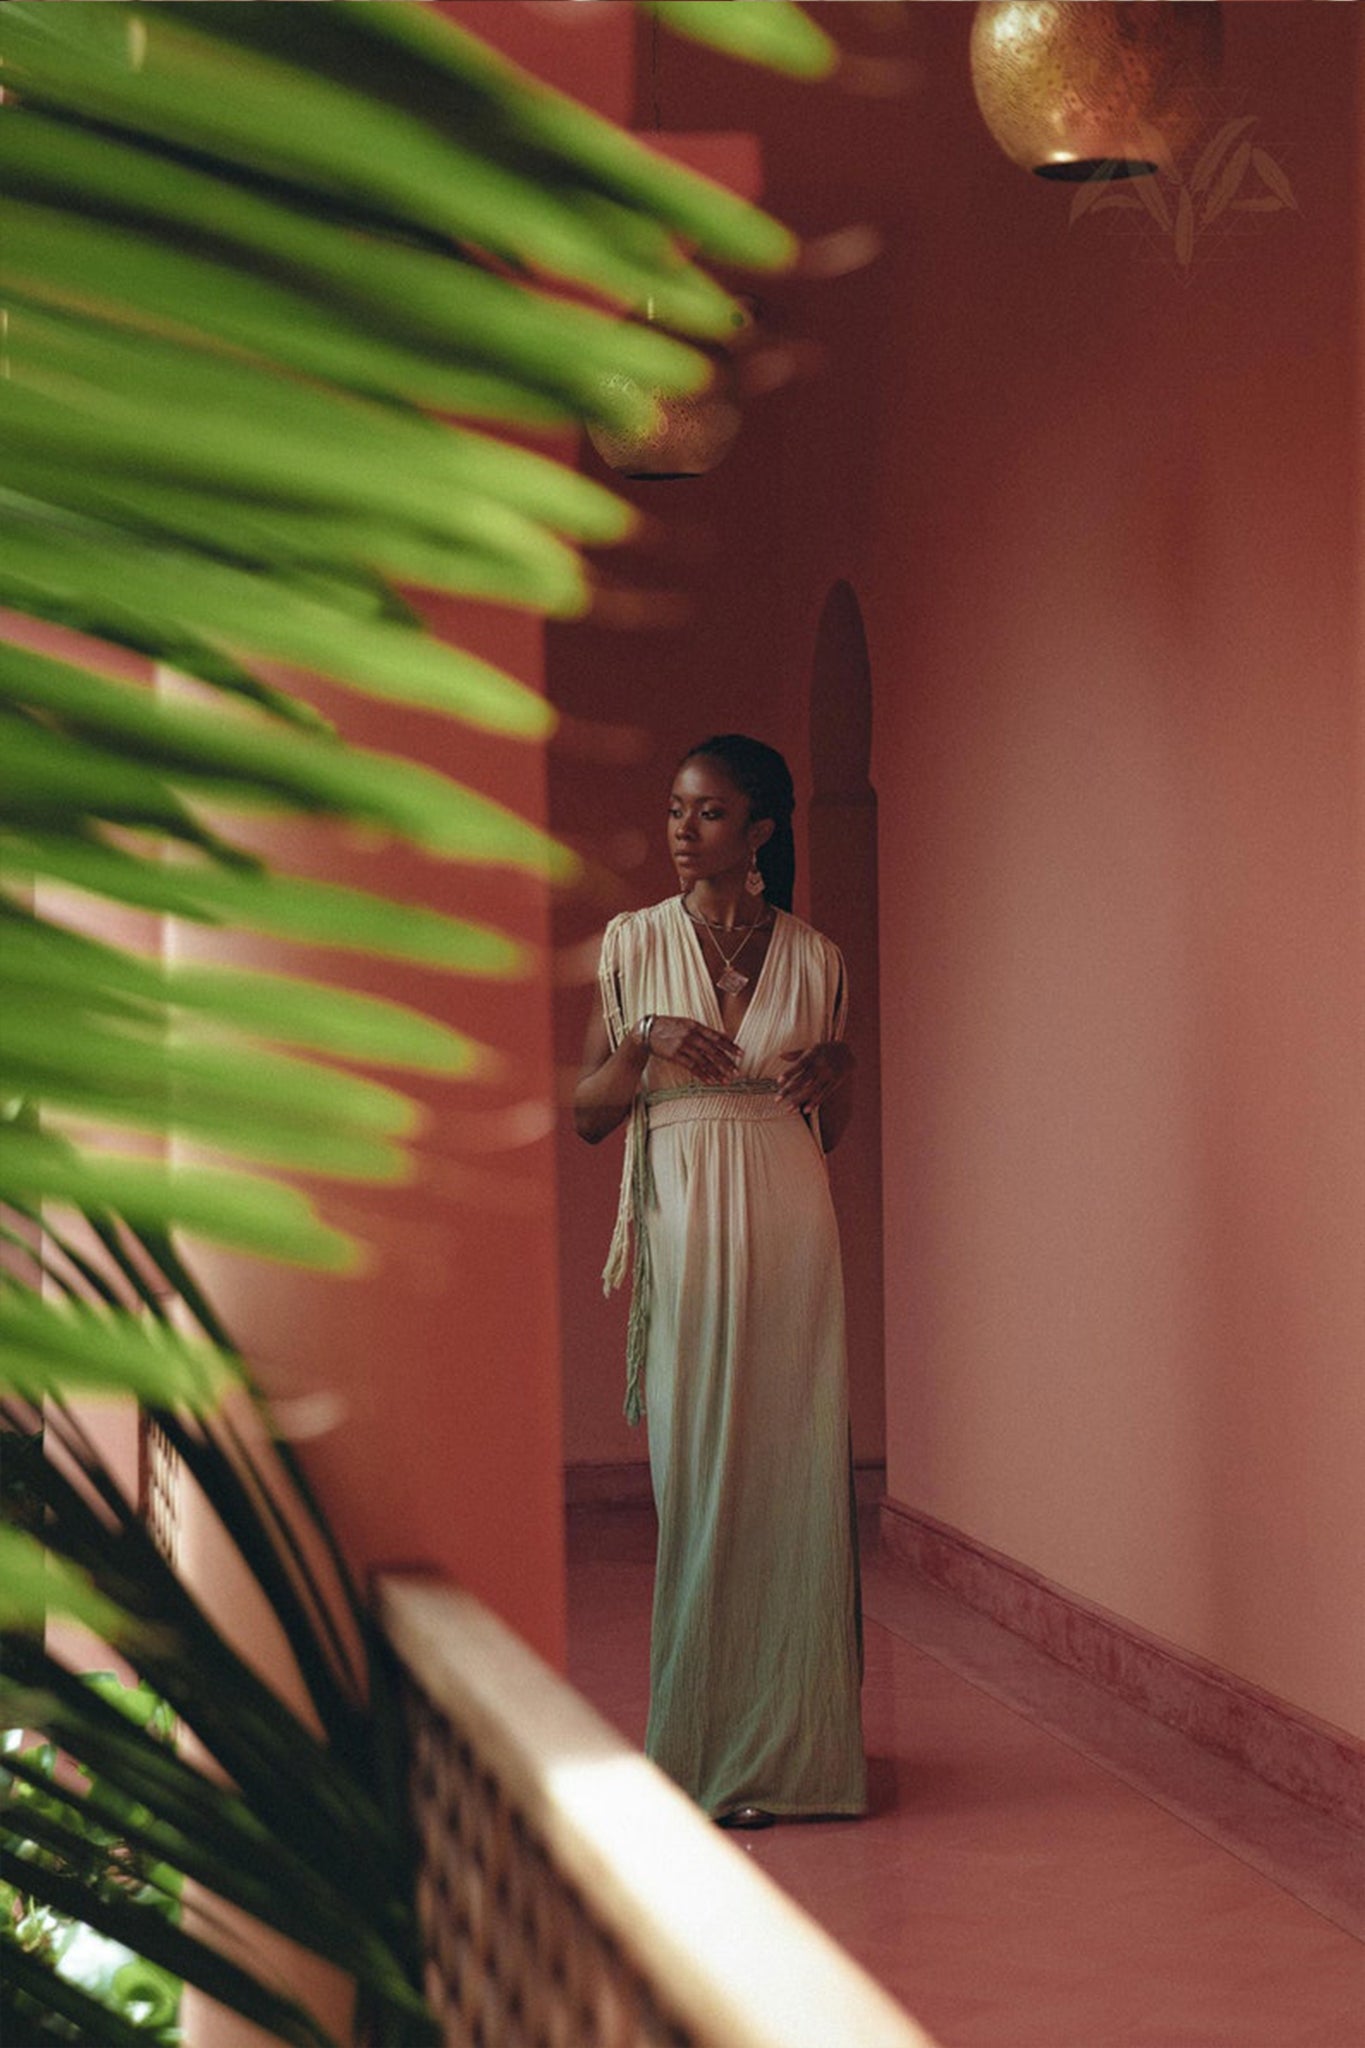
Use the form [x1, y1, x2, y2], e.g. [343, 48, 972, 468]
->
[24, 3, 1360, 1736]
[859, 5, 1364, 1737]
[547, 9, 901, 1472]
[542, 3, 1365, 1738]
[172, 601, 568, 1666]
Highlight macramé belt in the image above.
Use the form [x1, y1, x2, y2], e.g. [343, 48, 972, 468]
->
[645, 1081, 795, 1129]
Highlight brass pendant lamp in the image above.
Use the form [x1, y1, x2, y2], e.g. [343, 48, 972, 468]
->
[585, 303, 745, 480]
[970, 2, 1223, 180]
[586, 6, 747, 479]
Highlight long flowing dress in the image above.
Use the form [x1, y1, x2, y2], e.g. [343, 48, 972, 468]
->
[599, 895, 866, 1819]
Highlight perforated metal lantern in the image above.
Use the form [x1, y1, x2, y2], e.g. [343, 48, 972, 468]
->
[970, 2, 1223, 180]
[586, 302, 753, 480]
[586, 351, 742, 479]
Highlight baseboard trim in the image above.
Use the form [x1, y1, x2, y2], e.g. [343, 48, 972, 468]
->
[566, 1460, 888, 1510]
[563, 1461, 655, 1509]
[879, 1497, 1365, 1834]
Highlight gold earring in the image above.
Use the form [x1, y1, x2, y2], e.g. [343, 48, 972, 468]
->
[745, 851, 765, 897]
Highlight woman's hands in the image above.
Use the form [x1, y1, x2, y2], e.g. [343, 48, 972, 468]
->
[576, 1008, 852, 1147]
[646, 1014, 741, 1085]
[574, 1007, 741, 1141]
[776, 1039, 854, 1114]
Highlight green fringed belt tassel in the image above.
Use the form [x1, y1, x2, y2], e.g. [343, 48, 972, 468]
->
[602, 1094, 652, 1425]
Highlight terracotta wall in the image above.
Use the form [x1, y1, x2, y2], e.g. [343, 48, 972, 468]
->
[15, 0, 1362, 1764]
[548, 7, 900, 1473]
[172, 600, 568, 1667]
[543, 2, 1365, 1739]
[862, 4, 1363, 1738]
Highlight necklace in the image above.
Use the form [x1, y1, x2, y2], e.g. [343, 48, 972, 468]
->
[683, 900, 770, 995]
[686, 906, 766, 932]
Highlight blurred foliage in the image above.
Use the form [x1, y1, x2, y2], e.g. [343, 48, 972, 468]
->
[3, 1680, 183, 2045]
[0, 2, 833, 2041]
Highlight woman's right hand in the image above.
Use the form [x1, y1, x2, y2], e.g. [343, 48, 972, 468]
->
[646, 1014, 741, 1085]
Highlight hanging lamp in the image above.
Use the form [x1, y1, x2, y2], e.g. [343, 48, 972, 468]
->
[585, 300, 749, 481]
[970, 2, 1223, 181]
[585, 4, 751, 480]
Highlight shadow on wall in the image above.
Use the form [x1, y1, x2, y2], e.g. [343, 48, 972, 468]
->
[809, 580, 887, 1466]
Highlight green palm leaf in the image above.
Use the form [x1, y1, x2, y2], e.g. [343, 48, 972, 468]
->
[1, 1940, 171, 2048]
[0, 1129, 355, 1269]
[1, 913, 486, 1075]
[1, 1849, 347, 2048]
[0, 4, 740, 334]
[650, 0, 837, 78]
[0, 113, 708, 430]
[0, 642, 540, 878]
[0, 498, 558, 736]
[0, 834, 531, 970]
[0, 1531, 133, 1643]
[2, 300, 629, 548]
[0, 3, 838, 2041]
[0, 1297, 233, 1411]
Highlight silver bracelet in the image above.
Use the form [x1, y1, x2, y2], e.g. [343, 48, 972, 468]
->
[635, 1013, 654, 1052]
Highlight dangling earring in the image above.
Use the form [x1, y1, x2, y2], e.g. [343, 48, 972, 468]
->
[745, 850, 765, 897]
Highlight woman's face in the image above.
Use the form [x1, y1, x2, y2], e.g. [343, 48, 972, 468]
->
[668, 756, 771, 890]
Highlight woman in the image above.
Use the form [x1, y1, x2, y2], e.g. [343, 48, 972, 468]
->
[574, 734, 866, 1829]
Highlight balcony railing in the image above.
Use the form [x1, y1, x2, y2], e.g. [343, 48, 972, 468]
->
[379, 1577, 940, 2048]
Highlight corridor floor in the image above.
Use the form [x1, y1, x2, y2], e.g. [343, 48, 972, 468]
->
[566, 1505, 1365, 2048]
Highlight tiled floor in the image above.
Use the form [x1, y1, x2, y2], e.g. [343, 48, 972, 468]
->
[566, 1505, 1365, 2048]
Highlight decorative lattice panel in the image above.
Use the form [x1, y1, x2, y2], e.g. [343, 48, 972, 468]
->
[382, 1578, 939, 2048]
[408, 1688, 693, 2048]
[139, 1412, 180, 1567]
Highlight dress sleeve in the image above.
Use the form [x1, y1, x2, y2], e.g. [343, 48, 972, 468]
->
[598, 912, 651, 1424]
[597, 912, 630, 1051]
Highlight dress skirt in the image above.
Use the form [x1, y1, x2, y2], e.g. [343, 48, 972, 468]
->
[642, 1092, 866, 1818]
[597, 896, 866, 1819]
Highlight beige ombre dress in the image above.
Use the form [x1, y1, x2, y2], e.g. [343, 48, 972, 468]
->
[599, 896, 866, 1819]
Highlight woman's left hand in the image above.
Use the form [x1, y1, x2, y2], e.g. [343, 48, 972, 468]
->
[776, 1040, 854, 1113]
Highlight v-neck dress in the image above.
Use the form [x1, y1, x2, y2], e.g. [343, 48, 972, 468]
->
[598, 896, 866, 1819]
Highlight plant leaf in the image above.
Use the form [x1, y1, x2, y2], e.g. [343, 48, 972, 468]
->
[0, 644, 551, 889]
[1, 299, 630, 550]
[2, 197, 571, 427]
[0, 3, 742, 333]
[0, 111, 713, 428]
[0, 912, 488, 1075]
[0, 1295, 235, 1411]
[0, 1528, 133, 1642]
[0, 708, 248, 858]
[0, 1129, 355, 1270]
[0, 1845, 344, 2048]
[0, 832, 545, 964]
[341, 0, 802, 259]
[0, 495, 556, 740]
[2, 1743, 431, 2023]
[650, 0, 837, 80]
[0, 1940, 166, 2048]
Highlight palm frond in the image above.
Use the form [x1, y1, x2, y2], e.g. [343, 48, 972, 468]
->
[0, 2, 837, 2040]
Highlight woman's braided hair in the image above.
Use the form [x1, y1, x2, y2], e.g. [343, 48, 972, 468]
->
[681, 734, 796, 912]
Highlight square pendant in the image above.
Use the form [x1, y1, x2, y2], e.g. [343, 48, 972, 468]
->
[716, 966, 749, 996]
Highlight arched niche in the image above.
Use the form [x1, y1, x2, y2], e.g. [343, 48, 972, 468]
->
[808, 581, 886, 1469]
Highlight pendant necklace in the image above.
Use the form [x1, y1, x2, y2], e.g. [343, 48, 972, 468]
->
[684, 901, 769, 996]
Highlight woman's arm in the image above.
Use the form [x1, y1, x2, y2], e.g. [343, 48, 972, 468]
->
[573, 1008, 649, 1145]
[777, 1040, 855, 1151]
[574, 1007, 743, 1144]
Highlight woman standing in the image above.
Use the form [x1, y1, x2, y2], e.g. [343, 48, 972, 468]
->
[575, 734, 865, 1829]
